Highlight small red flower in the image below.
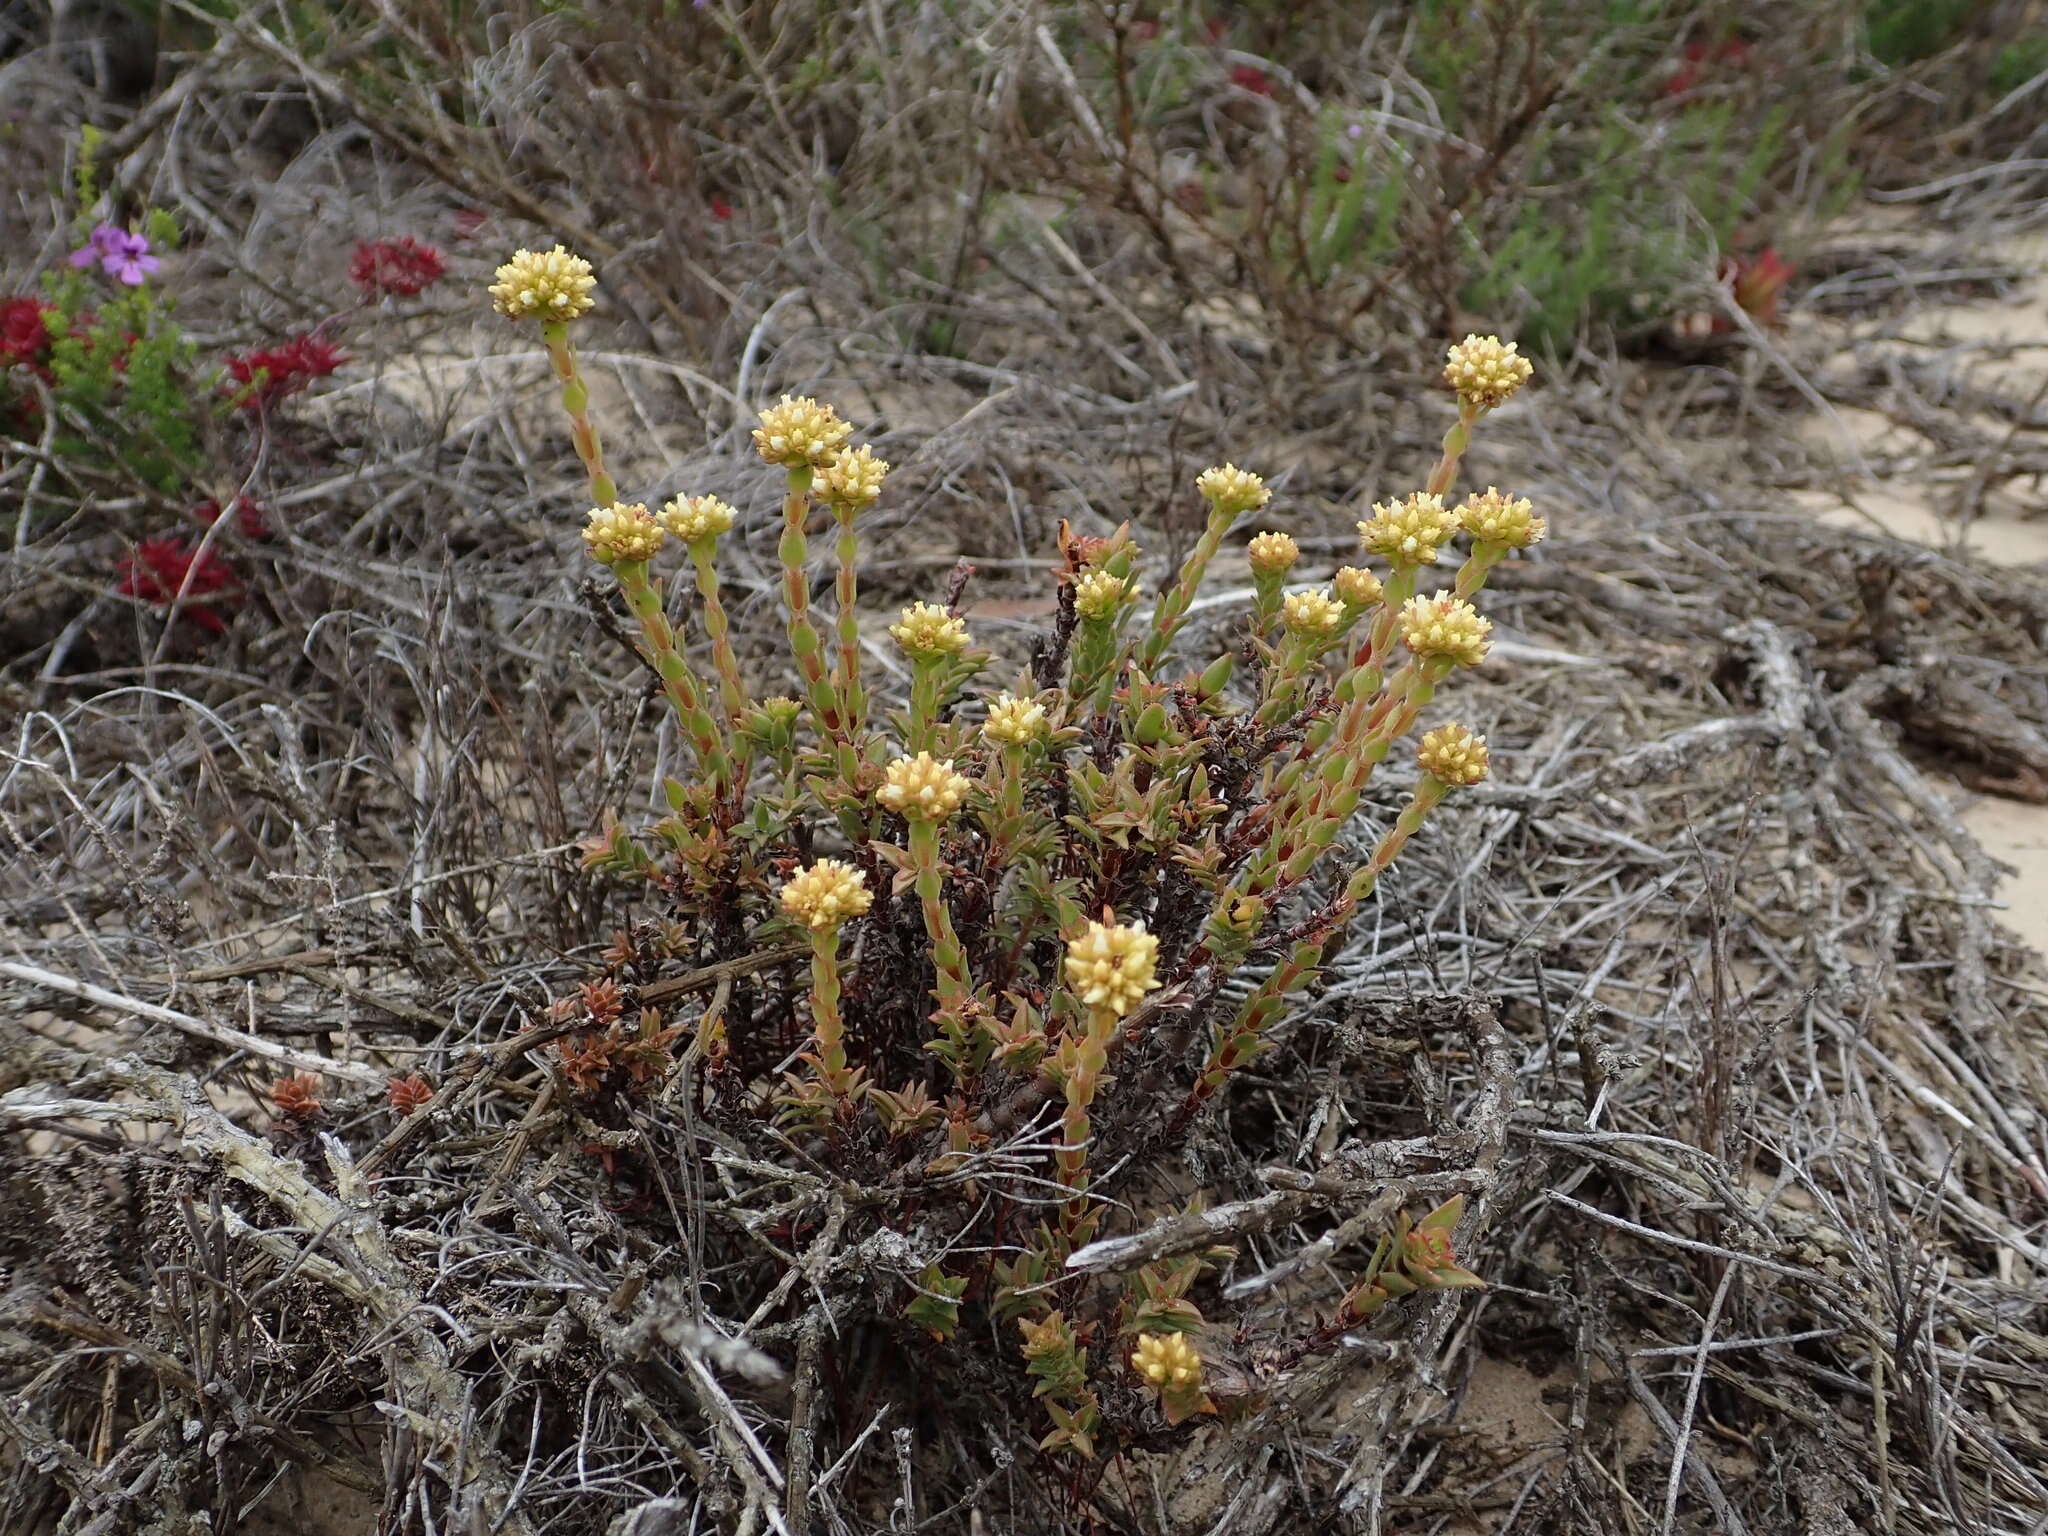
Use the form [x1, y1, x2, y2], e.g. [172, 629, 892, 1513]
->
[349, 236, 447, 297]
[0, 298, 55, 368]
[452, 208, 489, 240]
[1229, 65, 1272, 96]
[1130, 18, 1160, 42]
[1715, 248, 1795, 330]
[116, 537, 239, 634]
[387, 1074, 434, 1115]
[224, 333, 347, 410]
[1664, 37, 1752, 98]
[192, 497, 271, 540]
[709, 196, 734, 222]
[271, 1073, 323, 1120]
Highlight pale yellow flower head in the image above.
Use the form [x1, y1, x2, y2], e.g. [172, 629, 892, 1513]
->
[1131, 1332, 1202, 1390]
[983, 692, 1049, 746]
[1195, 463, 1270, 517]
[1063, 916, 1160, 1018]
[1416, 723, 1490, 787]
[1073, 570, 1132, 621]
[818, 444, 890, 509]
[1358, 493, 1455, 568]
[889, 601, 970, 659]
[1443, 333, 1533, 410]
[877, 753, 973, 821]
[1281, 588, 1345, 639]
[1333, 565, 1384, 609]
[1246, 531, 1300, 575]
[657, 494, 737, 543]
[1457, 486, 1545, 549]
[489, 246, 597, 322]
[582, 502, 665, 565]
[752, 395, 854, 468]
[780, 859, 874, 931]
[1399, 590, 1492, 669]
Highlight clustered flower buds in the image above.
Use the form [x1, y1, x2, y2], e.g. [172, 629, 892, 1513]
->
[1246, 531, 1300, 574]
[1072, 570, 1132, 620]
[818, 444, 890, 508]
[984, 692, 1050, 745]
[1358, 492, 1456, 567]
[1399, 590, 1492, 668]
[489, 246, 596, 321]
[752, 395, 853, 468]
[878, 753, 973, 820]
[1457, 486, 1544, 549]
[658, 494, 736, 543]
[1333, 565, 1384, 608]
[1281, 588, 1344, 638]
[1131, 1332, 1202, 1391]
[1063, 917, 1161, 1018]
[583, 502, 666, 565]
[1442, 333, 1533, 410]
[1195, 463, 1271, 516]
[780, 859, 875, 930]
[890, 601, 970, 658]
[1416, 723, 1490, 786]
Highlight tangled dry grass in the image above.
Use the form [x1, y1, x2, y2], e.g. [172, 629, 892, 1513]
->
[5, 3, 2048, 1533]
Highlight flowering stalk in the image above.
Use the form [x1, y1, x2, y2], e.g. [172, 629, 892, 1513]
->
[817, 444, 887, 747]
[1055, 917, 1160, 1233]
[778, 860, 874, 1115]
[1245, 531, 1298, 641]
[607, 549, 736, 797]
[1192, 727, 1488, 1105]
[878, 754, 977, 1015]
[660, 496, 748, 727]
[542, 320, 615, 506]
[1069, 569, 1134, 712]
[1139, 465, 1269, 671]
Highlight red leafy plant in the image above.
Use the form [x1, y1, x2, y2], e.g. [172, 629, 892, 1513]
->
[224, 332, 347, 411]
[269, 1073, 323, 1121]
[116, 536, 240, 634]
[349, 235, 447, 298]
[387, 1074, 434, 1115]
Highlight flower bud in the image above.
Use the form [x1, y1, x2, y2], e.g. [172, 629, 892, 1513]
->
[752, 395, 853, 468]
[1333, 565, 1383, 609]
[889, 601, 970, 658]
[780, 858, 874, 930]
[1416, 723, 1490, 786]
[818, 444, 889, 509]
[1073, 570, 1132, 621]
[1456, 486, 1544, 549]
[582, 502, 665, 565]
[657, 494, 737, 543]
[878, 753, 973, 821]
[1281, 588, 1344, 639]
[489, 246, 596, 321]
[1246, 531, 1300, 575]
[983, 692, 1049, 746]
[1063, 916, 1161, 1017]
[1399, 591, 1492, 669]
[1443, 333, 1533, 409]
[1358, 493, 1454, 567]
[1195, 463, 1270, 517]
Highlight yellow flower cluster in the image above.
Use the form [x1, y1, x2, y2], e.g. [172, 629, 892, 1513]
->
[489, 246, 597, 322]
[984, 692, 1049, 745]
[818, 444, 890, 508]
[1196, 463, 1271, 517]
[1246, 531, 1300, 574]
[1443, 334, 1533, 410]
[780, 859, 874, 930]
[1399, 591, 1492, 669]
[1282, 588, 1344, 638]
[1333, 565, 1384, 609]
[889, 601, 970, 658]
[1073, 570, 1132, 621]
[1063, 916, 1160, 1018]
[878, 753, 973, 821]
[1456, 487, 1544, 549]
[753, 395, 854, 468]
[1416, 723, 1490, 787]
[657, 494, 737, 543]
[582, 502, 665, 565]
[1358, 492, 1455, 567]
[1131, 1332, 1202, 1390]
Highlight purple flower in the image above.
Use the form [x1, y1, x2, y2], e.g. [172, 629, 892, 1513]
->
[68, 223, 161, 286]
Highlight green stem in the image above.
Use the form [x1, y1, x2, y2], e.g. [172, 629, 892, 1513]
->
[687, 538, 749, 727]
[542, 320, 616, 507]
[804, 927, 856, 1098]
[908, 819, 973, 1010]
[832, 502, 867, 738]
[614, 561, 734, 795]
[1057, 1005, 1119, 1229]
[1140, 500, 1234, 672]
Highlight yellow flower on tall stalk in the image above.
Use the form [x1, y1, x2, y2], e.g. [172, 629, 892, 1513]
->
[753, 395, 853, 468]
[488, 247, 596, 322]
[1443, 333, 1534, 411]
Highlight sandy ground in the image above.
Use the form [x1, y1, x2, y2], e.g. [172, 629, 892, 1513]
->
[1791, 227, 2048, 955]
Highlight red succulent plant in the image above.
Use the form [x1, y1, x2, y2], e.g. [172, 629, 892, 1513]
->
[224, 333, 347, 411]
[116, 537, 240, 634]
[349, 236, 447, 297]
